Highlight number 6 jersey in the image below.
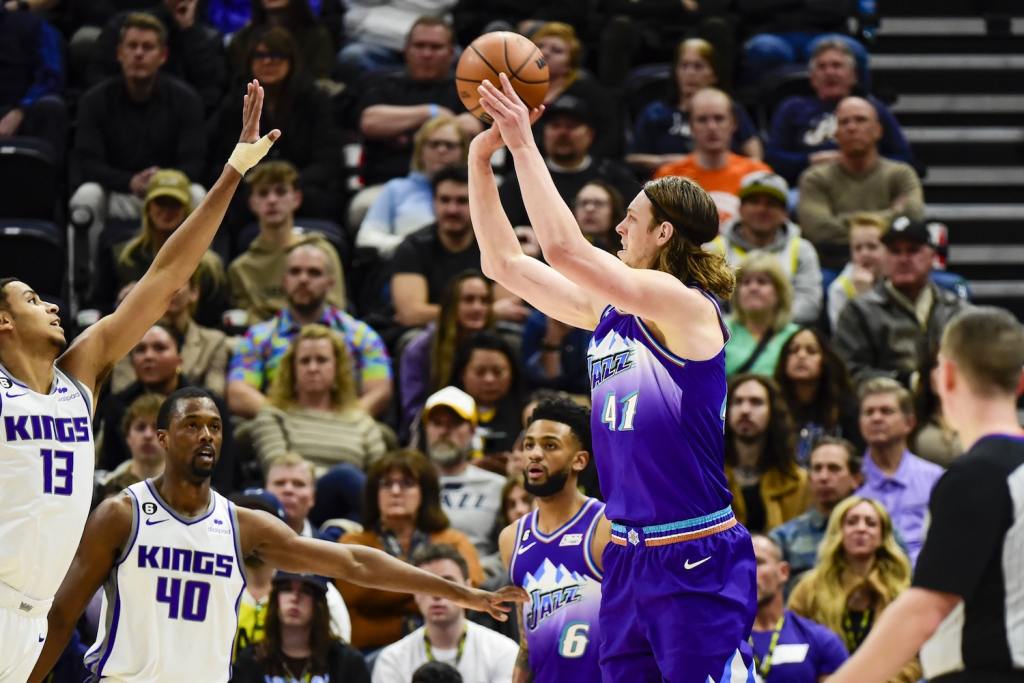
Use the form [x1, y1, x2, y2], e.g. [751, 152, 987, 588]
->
[85, 480, 246, 682]
[0, 363, 94, 602]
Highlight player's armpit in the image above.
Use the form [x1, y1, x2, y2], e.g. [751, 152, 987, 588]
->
[28, 495, 134, 683]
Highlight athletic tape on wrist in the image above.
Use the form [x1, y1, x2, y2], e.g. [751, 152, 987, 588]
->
[227, 134, 276, 175]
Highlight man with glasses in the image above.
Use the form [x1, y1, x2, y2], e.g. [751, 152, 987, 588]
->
[227, 160, 346, 324]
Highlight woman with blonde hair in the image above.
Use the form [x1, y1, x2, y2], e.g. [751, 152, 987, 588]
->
[628, 38, 762, 177]
[251, 323, 386, 476]
[788, 496, 921, 682]
[531, 21, 621, 159]
[726, 252, 800, 376]
[357, 116, 472, 257]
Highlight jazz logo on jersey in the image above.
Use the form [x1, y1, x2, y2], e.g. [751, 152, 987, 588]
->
[588, 350, 635, 390]
[523, 559, 588, 631]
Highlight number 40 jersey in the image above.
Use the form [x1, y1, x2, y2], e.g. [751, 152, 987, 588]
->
[509, 498, 604, 682]
[85, 480, 247, 681]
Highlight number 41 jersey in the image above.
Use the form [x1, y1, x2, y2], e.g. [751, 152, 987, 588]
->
[85, 480, 247, 682]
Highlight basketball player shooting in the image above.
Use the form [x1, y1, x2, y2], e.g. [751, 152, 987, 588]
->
[0, 80, 278, 682]
[28, 388, 526, 681]
[469, 73, 757, 682]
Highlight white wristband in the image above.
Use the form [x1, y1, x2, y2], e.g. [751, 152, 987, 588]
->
[227, 134, 276, 175]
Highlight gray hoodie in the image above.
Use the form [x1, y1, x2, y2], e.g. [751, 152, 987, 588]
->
[709, 218, 823, 324]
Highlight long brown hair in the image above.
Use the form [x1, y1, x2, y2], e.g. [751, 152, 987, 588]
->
[724, 374, 799, 477]
[430, 271, 494, 392]
[363, 450, 449, 533]
[643, 177, 735, 299]
[267, 324, 359, 414]
[256, 580, 335, 675]
[774, 326, 853, 429]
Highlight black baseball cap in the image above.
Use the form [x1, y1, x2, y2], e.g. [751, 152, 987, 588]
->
[882, 216, 935, 248]
[543, 94, 594, 127]
[272, 571, 329, 596]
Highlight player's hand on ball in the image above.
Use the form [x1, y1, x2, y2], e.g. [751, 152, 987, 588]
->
[477, 73, 544, 152]
[459, 584, 528, 621]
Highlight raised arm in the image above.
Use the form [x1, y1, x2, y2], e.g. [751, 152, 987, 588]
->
[28, 496, 134, 683]
[238, 507, 526, 621]
[59, 80, 281, 396]
[467, 121, 602, 331]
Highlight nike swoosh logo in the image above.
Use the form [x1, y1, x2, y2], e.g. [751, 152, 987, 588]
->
[684, 556, 711, 570]
[145, 518, 168, 526]
[517, 542, 537, 556]
[5, 391, 27, 398]
[38, 634, 45, 642]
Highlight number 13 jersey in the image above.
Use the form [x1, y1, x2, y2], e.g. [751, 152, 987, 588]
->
[85, 480, 247, 682]
[0, 363, 94, 601]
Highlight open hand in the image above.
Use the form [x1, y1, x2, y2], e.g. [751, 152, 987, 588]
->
[477, 73, 545, 153]
[458, 584, 528, 621]
[239, 79, 281, 145]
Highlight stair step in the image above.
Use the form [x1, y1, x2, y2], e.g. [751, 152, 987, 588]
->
[873, 54, 1024, 70]
[925, 167, 1024, 186]
[877, 17, 988, 35]
[968, 281, 1024, 298]
[929, 204, 1024, 221]
[905, 127, 1024, 144]
[893, 94, 1024, 114]
[948, 245, 1024, 265]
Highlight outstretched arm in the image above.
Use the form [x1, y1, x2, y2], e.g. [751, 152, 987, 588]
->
[59, 80, 281, 396]
[238, 507, 526, 621]
[29, 496, 134, 683]
[467, 123, 602, 331]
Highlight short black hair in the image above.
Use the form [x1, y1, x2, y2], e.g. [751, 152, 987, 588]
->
[410, 543, 469, 581]
[431, 164, 468, 194]
[527, 396, 592, 455]
[0, 277, 19, 313]
[156, 387, 217, 430]
[809, 436, 862, 476]
[412, 661, 463, 683]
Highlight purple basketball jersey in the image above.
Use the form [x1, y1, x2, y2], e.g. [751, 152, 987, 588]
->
[509, 498, 604, 682]
[587, 295, 733, 526]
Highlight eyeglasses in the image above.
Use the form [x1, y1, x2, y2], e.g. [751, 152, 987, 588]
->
[378, 477, 419, 491]
[253, 50, 289, 62]
[425, 140, 461, 152]
[577, 199, 609, 210]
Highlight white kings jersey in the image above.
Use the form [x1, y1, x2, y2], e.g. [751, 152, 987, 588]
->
[85, 480, 247, 682]
[0, 362, 95, 601]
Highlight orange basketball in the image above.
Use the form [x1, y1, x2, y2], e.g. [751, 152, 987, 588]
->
[455, 31, 549, 123]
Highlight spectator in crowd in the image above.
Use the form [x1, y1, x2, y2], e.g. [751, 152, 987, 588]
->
[834, 217, 968, 389]
[97, 323, 236, 489]
[726, 254, 800, 377]
[724, 374, 809, 534]
[421, 387, 506, 557]
[740, 7, 867, 85]
[336, 450, 483, 651]
[654, 88, 772, 226]
[251, 324, 387, 476]
[788, 496, 921, 683]
[499, 95, 639, 228]
[774, 326, 862, 465]
[226, 0, 333, 81]
[531, 21, 621, 160]
[796, 96, 923, 271]
[372, 545, 518, 682]
[770, 438, 862, 587]
[336, 0, 454, 80]
[628, 38, 761, 178]
[90, 168, 228, 328]
[826, 212, 887, 330]
[855, 378, 943, 566]
[910, 354, 962, 468]
[400, 271, 495, 436]
[572, 180, 624, 254]
[108, 272, 231, 396]
[88, 0, 226, 112]
[229, 160, 346, 324]
[231, 491, 287, 657]
[227, 242, 393, 419]
[209, 26, 343, 218]
[97, 394, 166, 498]
[0, 6, 67, 156]
[412, 661, 463, 683]
[263, 452, 357, 639]
[357, 117, 470, 258]
[391, 165, 529, 329]
[232, 572, 370, 683]
[452, 331, 524, 457]
[357, 17, 481, 186]
[709, 171, 822, 324]
[495, 476, 534, 531]
[70, 12, 205, 265]
[766, 38, 913, 186]
[749, 535, 849, 682]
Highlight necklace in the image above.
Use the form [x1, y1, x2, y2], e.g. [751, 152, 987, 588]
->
[842, 608, 873, 653]
[280, 654, 310, 683]
[748, 614, 785, 678]
[424, 626, 468, 667]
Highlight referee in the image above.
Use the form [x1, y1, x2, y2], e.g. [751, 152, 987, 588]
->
[827, 306, 1024, 683]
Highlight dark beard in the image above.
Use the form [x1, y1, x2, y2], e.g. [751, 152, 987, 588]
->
[523, 469, 571, 498]
[290, 298, 324, 318]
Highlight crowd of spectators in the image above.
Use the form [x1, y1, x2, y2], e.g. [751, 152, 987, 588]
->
[7, 1, 1003, 680]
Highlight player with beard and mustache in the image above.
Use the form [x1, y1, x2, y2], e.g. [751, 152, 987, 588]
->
[29, 387, 527, 682]
[499, 397, 610, 683]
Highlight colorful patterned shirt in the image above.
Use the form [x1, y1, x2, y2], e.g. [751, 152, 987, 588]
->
[228, 306, 391, 393]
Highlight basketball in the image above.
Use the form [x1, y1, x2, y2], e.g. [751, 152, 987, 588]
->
[455, 31, 549, 123]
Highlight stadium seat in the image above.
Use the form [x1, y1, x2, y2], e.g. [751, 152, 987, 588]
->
[0, 219, 66, 300]
[0, 138, 59, 222]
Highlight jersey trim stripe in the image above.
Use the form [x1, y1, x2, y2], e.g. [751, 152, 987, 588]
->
[87, 570, 123, 679]
[634, 316, 689, 368]
[508, 513, 529, 581]
[583, 503, 605, 580]
[530, 499, 598, 544]
[116, 489, 142, 565]
[145, 479, 217, 526]
[227, 502, 247, 681]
